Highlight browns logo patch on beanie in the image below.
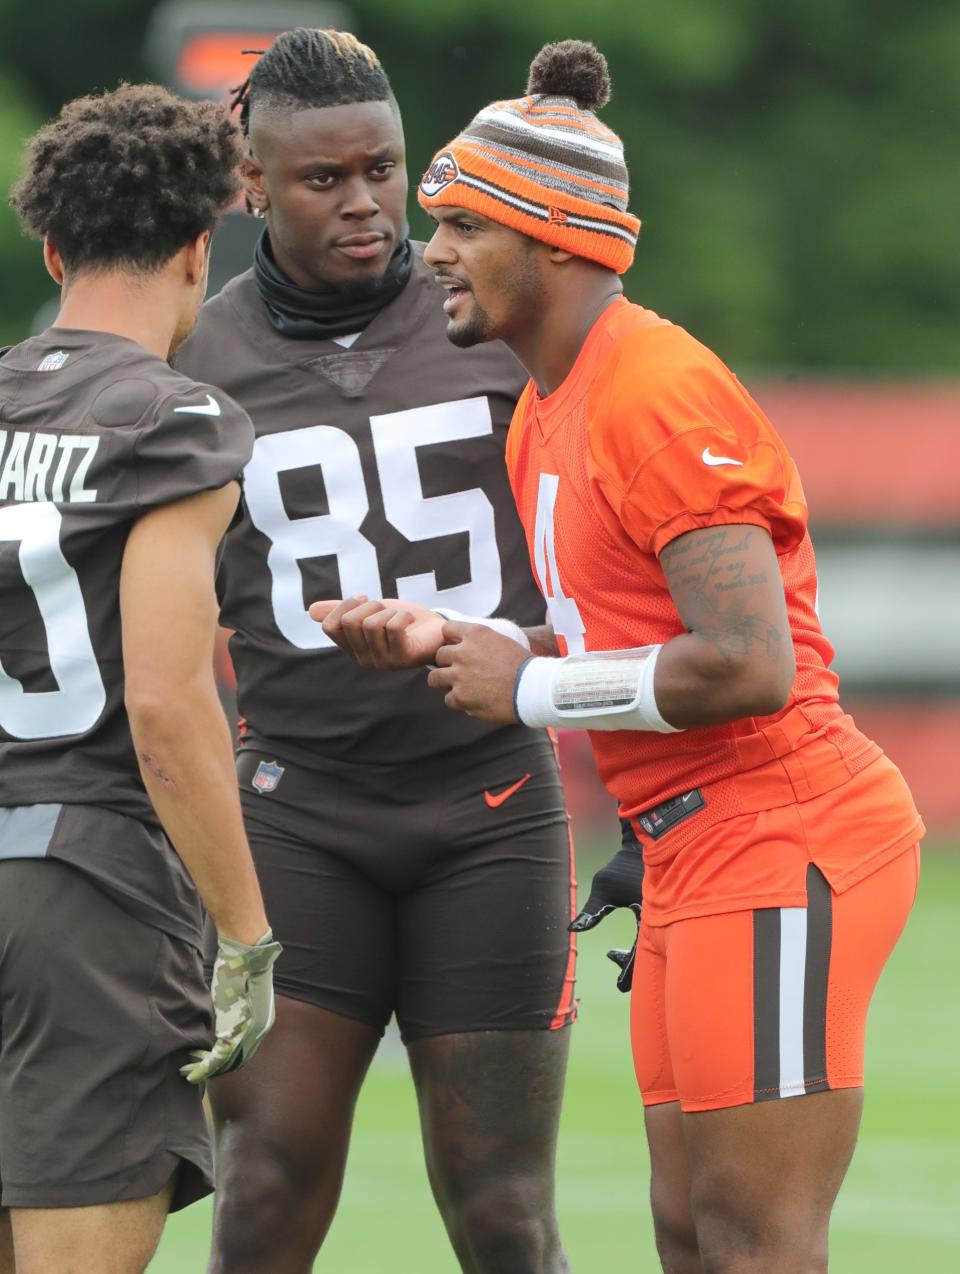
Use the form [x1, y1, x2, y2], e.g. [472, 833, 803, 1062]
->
[417, 40, 640, 275]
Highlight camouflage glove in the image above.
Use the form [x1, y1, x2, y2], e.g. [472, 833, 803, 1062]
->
[181, 929, 282, 1084]
[569, 829, 644, 993]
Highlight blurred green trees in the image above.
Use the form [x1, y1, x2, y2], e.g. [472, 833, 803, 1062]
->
[0, 0, 956, 369]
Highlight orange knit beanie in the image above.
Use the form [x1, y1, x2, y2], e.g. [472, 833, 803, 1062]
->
[417, 40, 640, 275]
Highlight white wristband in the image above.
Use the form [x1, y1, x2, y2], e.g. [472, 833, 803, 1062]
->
[514, 645, 681, 733]
[434, 608, 531, 651]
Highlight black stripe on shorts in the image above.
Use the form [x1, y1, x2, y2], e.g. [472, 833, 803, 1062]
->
[803, 865, 832, 1094]
[753, 865, 833, 1102]
[753, 906, 781, 1102]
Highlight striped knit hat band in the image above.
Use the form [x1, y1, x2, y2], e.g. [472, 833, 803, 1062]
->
[418, 93, 640, 274]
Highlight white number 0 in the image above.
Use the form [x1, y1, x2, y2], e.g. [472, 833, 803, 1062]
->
[242, 399, 503, 650]
[0, 502, 106, 739]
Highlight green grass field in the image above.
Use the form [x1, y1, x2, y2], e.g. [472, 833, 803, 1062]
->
[151, 846, 960, 1272]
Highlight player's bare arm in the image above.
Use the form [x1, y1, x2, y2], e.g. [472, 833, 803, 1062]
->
[428, 523, 794, 728]
[121, 482, 269, 946]
[654, 522, 795, 726]
[309, 596, 554, 667]
[123, 482, 281, 1083]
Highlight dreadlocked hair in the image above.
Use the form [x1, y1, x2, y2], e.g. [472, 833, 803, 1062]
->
[232, 28, 392, 135]
[9, 83, 243, 274]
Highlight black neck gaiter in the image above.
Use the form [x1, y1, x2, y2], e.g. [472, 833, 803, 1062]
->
[253, 229, 414, 340]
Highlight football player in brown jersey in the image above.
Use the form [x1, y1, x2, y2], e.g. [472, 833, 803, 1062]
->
[174, 28, 576, 1274]
[0, 86, 278, 1273]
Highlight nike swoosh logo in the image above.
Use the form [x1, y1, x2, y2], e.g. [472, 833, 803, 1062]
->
[173, 393, 221, 417]
[701, 447, 743, 467]
[484, 773, 533, 808]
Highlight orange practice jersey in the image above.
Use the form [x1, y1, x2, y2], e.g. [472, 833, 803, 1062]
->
[506, 298, 923, 923]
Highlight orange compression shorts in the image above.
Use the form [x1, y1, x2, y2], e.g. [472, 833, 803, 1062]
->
[631, 843, 920, 1112]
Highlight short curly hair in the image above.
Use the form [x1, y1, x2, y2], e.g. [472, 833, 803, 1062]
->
[9, 83, 243, 273]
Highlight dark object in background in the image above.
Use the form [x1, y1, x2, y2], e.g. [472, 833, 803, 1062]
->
[147, 0, 354, 297]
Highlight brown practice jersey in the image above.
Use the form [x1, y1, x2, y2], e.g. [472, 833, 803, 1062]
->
[0, 329, 253, 940]
[175, 245, 546, 763]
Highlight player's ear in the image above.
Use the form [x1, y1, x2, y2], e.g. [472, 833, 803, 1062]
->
[43, 238, 65, 285]
[242, 151, 269, 217]
[548, 246, 575, 265]
[184, 231, 211, 286]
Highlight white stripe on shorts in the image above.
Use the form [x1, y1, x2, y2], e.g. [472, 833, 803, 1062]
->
[778, 905, 808, 1098]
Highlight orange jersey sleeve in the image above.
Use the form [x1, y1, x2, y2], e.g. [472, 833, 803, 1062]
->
[586, 326, 808, 557]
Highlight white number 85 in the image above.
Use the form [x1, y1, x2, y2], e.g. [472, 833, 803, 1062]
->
[242, 399, 504, 650]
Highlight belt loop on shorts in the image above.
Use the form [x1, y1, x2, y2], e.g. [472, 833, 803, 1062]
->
[735, 703, 816, 772]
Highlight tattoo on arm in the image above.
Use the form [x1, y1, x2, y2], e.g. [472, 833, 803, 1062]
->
[660, 526, 783, 663]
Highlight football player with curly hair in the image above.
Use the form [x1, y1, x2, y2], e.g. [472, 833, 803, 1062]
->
[0, 84, 278, 1274]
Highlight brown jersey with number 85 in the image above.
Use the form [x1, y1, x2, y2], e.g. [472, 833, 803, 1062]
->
[175, 245, 545, 763]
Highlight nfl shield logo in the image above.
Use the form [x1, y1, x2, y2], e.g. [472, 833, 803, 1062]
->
[252, 760, 285, 795]
[37, 350, 69, 372]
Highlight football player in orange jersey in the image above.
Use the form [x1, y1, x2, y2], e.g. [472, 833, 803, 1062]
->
[315, 38, 925, 1274]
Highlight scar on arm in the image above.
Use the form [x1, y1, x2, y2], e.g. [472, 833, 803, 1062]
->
[140, 752, 176, 791]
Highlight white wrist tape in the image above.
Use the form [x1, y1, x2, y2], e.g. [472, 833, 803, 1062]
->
[434, 608, 531, 651]
[514, 645, 681, 733]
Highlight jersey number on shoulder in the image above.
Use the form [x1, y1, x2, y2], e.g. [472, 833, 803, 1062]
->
[533, 473, 586, 654]
[243, 398, 503, 650]
[0, 503, 106, 739]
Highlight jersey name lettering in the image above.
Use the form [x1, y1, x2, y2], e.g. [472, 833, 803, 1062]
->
[0, 430, 99, 503]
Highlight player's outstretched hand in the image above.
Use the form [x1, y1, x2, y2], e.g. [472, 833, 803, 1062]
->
[427, 620, 530, 722]
[309, 595, 445, 669]
[569, 835, 645, 992]
[181, 930, 283, 1084]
